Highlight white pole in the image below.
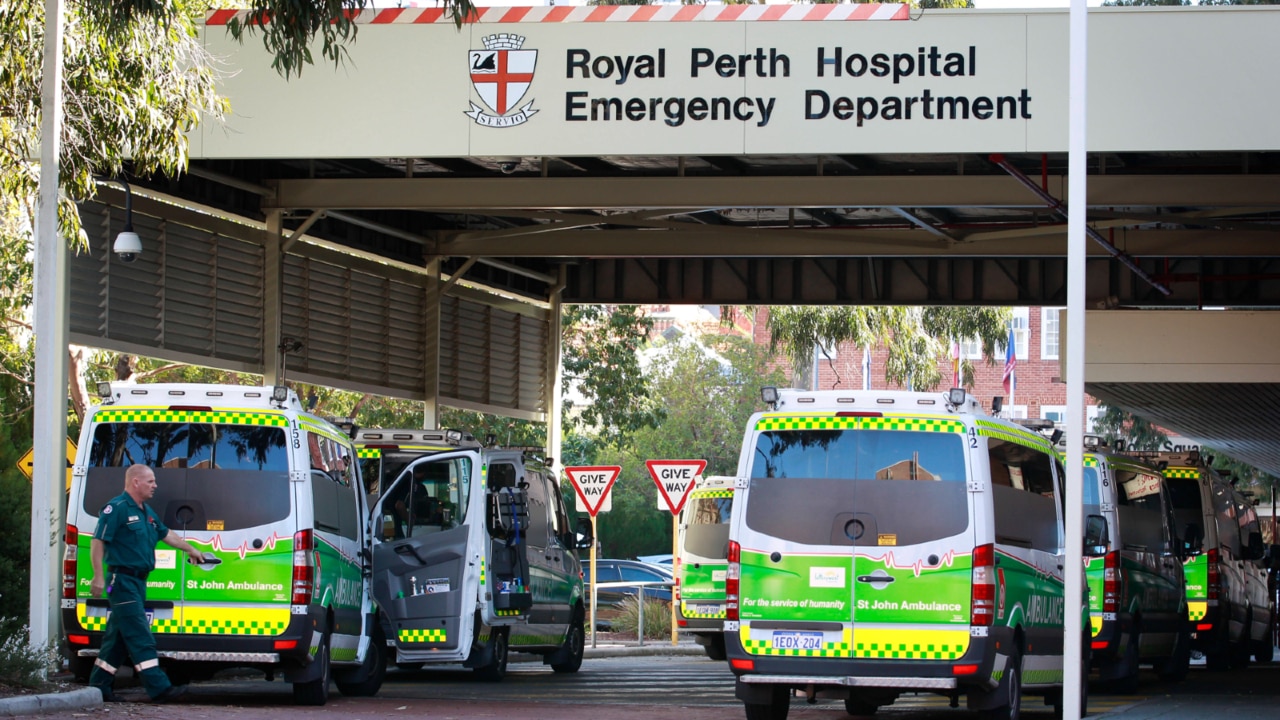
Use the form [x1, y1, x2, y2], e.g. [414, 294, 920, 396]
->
[1064, 1, 1088, 718]
[31, 0, 69, 653]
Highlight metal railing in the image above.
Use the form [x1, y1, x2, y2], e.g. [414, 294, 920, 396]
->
[587, 579, 674, 647]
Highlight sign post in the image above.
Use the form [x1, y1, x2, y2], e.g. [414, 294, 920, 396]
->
[564, 465, 620, 648]
[645, 459, 707, 645]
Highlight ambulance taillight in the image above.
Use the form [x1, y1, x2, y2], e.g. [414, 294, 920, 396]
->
[62, 526, 78, 600]
[1102, 550, 1121, 615]
[725, 540, 741, 621]
[292, 529, 314, 605]
[970, 543, 995, 626]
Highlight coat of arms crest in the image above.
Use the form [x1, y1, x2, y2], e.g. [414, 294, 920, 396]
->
[466, 34, 538, 128]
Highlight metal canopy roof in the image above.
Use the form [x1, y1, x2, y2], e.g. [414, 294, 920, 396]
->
[104, 150, 1280, 475]
[137, 150, 1280, 309]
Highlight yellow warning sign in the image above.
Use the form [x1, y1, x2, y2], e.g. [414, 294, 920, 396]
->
[16, 438, 77, 490]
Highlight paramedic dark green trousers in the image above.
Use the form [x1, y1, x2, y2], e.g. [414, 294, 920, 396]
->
[89, 574, 173, 698]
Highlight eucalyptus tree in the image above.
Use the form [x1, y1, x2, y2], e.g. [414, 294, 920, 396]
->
[764, 306, 1012, 391]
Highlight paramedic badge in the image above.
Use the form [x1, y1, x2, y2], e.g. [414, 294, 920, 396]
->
[466, 34, 538, 128]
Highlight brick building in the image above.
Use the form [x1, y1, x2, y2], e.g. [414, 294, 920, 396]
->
[744, 307, 1101, 427]
[639, 305, 1100, 426]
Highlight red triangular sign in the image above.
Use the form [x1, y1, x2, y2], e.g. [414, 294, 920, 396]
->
[645, 459, 707, 515]
[564, 465, 621, 517]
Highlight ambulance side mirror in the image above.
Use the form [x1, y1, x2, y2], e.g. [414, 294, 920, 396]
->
[574, 516, 594, 550]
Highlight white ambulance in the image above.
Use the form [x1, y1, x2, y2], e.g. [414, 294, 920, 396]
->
[62, 383, 384, 705]
[356, 429, 592, 680]
[675, 475, 735, 660]
[725, 387, 1085, 720]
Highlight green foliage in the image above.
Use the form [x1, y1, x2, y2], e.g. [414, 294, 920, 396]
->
[1203, 450, 1277, 503]
[607, 595, 671, 640]
[766, 306, 1010, 391]
[0, 291, 33, 620]
[562, 306, 662, 450]
[1091, 405, 1168, 451]
[578, 333, 783, 559]
[0, 619, 55, 688]
[0, 0, 227, 252]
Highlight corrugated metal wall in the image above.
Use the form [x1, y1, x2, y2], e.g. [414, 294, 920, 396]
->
[71, 201, 548, 420]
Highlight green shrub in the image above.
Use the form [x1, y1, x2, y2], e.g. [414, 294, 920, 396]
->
[608, 595, 672, 640]
[0, 618, 56, 688]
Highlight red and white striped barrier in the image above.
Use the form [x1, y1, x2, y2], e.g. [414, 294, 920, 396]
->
[205, 3, 909, 26]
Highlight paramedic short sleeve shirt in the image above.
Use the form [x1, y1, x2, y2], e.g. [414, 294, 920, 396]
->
[94, 492, 168, 572]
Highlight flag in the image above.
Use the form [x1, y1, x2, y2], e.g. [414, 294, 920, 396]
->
[951, 339, 961, 388]
[861, 346, 871, 390]
[1002, 326, 1017, 395]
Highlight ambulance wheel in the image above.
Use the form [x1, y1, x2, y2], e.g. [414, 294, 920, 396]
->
[1108, 635, 1140, 695]
[336, 624, 387, 697]
[293, 630, 332, 706]
[743, 685, 790, 720]
[844, 696, 879, 716]
[69, 656, 93, 684]
[979, 651, 1021, 720]
[550, 612, 584, 673]
[1228, 636, 1252, 670]
[1053, 639, 1089, 720]
[1156, 622, 1192, 682]
[474, 628, 509, 682]
[1254, 629, 1275, 664]
[704, 635, 727, 661]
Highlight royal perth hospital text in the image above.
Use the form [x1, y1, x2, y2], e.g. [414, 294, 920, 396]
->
[562, 45, 1032, 128]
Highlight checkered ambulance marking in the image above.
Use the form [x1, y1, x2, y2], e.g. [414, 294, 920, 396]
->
[398, 628, 447, 643]
[93, 409, 288, 427]
[755, 416, 965, 433]
[76, 604, 289, 635]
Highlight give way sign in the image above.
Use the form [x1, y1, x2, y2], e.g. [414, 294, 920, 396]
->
[645, 459, 708, 515]
[564, 465, 621, 517]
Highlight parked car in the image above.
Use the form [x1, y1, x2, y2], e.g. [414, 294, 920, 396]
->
[636, 553, 673, 566]
[584, 559, 674, 607]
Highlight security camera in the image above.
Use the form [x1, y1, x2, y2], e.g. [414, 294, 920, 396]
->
[113, 229, 141, 263]
[499, 161, 519, 174]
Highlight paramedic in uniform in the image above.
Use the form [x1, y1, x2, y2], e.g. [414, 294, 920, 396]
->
[88, 464, 204, 703]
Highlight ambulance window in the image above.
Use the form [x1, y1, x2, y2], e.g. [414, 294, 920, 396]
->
[83, 422, 290, 531]
[359, 456, 382, 498]
[1081, 466, 1102, 519]
[988, 439, 1060, 552]
[744, 429, 968, 546]
[1165, 476, 1205, 553]
[685, 494, 732, 560]
[524, 471, 550, 548]
[1114, 469, 1166, 552]
[1212, 484, 1241, 555]
[490, 463, 517, 489]
[396, 458, 472, 537]
[312, 469, 342, 535]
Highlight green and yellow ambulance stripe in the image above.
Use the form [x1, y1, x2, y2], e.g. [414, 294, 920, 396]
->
[93, 408, 288, 427]
[398, 628, 447, 643]
[756, 415, 965, 433]
[76, 604, 290, 636]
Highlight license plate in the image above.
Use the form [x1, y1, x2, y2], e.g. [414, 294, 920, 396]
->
[771, 631, 823, 650]
[692, 604, 722, 615]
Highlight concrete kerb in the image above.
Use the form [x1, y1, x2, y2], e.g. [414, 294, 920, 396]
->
[0, 687, 102, 717]
[0, 644, 704, 715]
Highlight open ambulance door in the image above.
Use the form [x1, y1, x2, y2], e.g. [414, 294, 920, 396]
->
[368, 452, 478, 660]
